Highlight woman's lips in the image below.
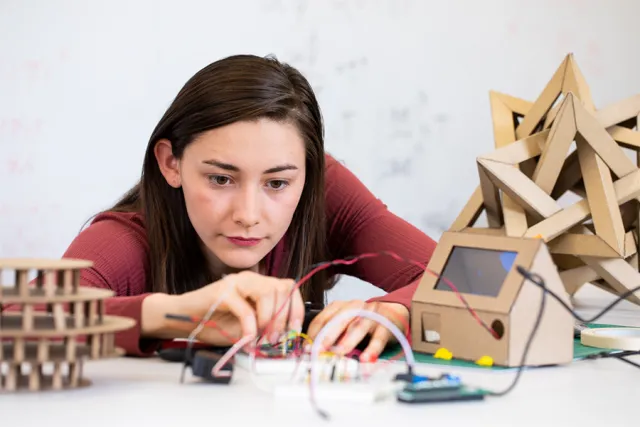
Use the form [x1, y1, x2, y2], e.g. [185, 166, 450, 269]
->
[226, 236, 262, 247]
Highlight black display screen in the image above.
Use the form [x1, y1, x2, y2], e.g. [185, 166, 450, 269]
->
[434, 246, 517, 297]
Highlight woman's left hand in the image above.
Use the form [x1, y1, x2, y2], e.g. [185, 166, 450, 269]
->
[305, 300, 409, 362]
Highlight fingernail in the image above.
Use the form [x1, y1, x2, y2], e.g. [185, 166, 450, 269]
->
[363, 353, 377, 363]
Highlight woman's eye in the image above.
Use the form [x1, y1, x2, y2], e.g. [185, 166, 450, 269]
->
[210, 175, 231, 186]
[267, 180, 288, 190]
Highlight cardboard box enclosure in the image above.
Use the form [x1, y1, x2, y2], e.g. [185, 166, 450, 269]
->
[411, 231, 574, 367]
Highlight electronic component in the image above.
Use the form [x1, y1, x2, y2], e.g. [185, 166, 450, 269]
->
[238, 344, 406, 404]
[412, 231, 574, 367]
[235, 350, 369, 379]
[186, 350, 234, 384]
[396, 375, 486, 404]
[159, 347, 191, 362]
[402, 375, 462, 391]
[397, 386, 487, 404]
[158, 344, 229, 363]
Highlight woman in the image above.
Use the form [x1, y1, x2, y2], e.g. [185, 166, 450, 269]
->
[63, 54, 437, 362]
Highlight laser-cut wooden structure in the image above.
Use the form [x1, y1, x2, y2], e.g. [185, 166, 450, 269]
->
[411, 231, 574, 367]
[449, 53, 640, 305]
[0, 259, 135, 392]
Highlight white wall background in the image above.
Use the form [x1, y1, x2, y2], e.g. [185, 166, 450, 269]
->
[1, 0, 640, 300]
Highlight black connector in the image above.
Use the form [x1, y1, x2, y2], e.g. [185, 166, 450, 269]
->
[158, 344, 230, 363]
[394, 366, 418, 383]
[394, 373, 417, 383]
[189, 350, 234, 384]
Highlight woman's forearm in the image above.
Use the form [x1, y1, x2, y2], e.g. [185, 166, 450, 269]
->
[139, 293, 239, 346]
[140, 293, 182, 339]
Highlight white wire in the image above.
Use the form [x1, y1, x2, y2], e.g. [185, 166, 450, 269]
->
[247, 346, 278, 393]
[246, 331, 313, 393]
[186, 276, 235, 345]
[183, 276, 239, 379]
[308, 309, 414, 417]
[213, 335, 253, 377]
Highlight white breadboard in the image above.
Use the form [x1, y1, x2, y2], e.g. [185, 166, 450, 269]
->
[235, 351, 403, 402]
[234, 352, 378, 381]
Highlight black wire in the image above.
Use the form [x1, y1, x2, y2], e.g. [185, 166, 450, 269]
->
[491, 265, 640, 397]
[618, 356, 640, 369]
[583, 350, 640, 361]
[488, 268, 547, 396]
[292, 254, 640, 411]
[292, 251, 497, 337]
[516, 267, 640, 325]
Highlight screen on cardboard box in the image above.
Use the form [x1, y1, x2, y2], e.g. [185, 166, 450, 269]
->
[434, 246, 517, 297]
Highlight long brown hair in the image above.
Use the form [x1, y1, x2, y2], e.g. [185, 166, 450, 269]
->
[109, 54, 330, 305]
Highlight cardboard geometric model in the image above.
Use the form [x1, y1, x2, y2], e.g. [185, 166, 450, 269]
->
[0, 259, 135, 392]
[448, 53, 640, 305]
[411, 231, 574, 367]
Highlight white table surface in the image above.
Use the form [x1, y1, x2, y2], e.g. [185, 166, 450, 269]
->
[2, 286, 639, 427]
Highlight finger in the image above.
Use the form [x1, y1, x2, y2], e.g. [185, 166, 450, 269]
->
[286, 282, 305, 333]
[234, 273, 275, 337]
[360, 325, 390, 362]
[305, 301, 342, 340]
[270, 282, 292, 343]
[220, 291, 257, 340]
[334, 318, 376, 355]
[319, 301, 366, 350]
[255, 289, 277, 341]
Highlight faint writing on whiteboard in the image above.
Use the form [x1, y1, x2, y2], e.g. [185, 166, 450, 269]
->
[335, 57, 368, 74]
[0, 118, 44, 139]
[377, 90, 449, 180]
[288, 31, 319, 67]
[6, 158, 34, 174]
[0, 48, 71, 82]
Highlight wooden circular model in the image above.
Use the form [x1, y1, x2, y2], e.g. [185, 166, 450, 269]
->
[0, 258, 136, 392]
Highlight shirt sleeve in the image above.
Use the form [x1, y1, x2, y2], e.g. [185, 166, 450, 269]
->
[324, 155, 438, 311]
[60, 212, 161, 357]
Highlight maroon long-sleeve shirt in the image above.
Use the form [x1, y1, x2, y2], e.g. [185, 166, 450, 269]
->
[53, 154, 437, 356]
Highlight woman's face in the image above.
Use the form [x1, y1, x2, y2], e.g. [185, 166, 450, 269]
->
[156, 118, 306, 273]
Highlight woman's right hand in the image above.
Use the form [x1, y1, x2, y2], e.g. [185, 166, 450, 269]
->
[141, 271, 304, 347]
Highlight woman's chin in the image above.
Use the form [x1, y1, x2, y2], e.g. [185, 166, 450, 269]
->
[216, 251, 264, 271]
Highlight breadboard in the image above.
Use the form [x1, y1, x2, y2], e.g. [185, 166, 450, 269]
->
[234, 351, 376, 381]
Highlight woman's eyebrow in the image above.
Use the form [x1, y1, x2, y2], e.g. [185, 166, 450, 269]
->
[202, 159, 298, 174]
[263, 164, 298, 174]
[203, 159, 239, 171]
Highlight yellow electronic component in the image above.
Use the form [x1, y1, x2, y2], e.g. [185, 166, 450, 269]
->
[434, 348, 453, 360]
[475, 355, 494, 366]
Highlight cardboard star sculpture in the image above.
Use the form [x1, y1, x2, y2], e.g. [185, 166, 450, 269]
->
[449, 53, 640, 305]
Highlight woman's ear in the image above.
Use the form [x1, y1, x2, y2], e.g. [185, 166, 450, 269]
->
[154, 139, 182, 188]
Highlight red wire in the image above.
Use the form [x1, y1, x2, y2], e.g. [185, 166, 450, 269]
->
[259, 250, 500, 343]
[182, 250, 500, 352]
